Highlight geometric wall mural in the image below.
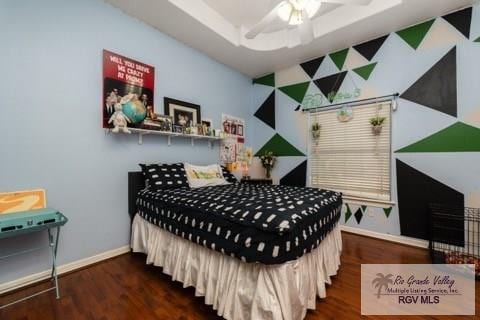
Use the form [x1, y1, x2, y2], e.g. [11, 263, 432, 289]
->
[396, 122, 480, 153]
[313, 71, 348, 102]
[396, 20, 435, 50]
[252, 5, 478, 240]
[329, 48, 349, 70]
[383, 207, 393, 218]
[253, 73, 275, 87]
[279, 160, 307, 187]
[254, 91, 275, 129]
[345, 204, 352, 223]
[401, 47, 457, 117]
[278, 82, 310, 103]
[354, 206, 367, 224]
[300, 56, 325, 78]
[255, 133, 305, 157]
[353, 35, 389, 61]
[396, 159, 464, 241]
[352, 62, 377, 80]
[442, 7, 472, 39]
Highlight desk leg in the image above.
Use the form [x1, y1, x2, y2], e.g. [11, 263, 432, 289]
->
[48, 227, 61, 299]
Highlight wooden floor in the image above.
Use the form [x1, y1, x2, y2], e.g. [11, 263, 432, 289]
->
[1, 232, 478, 319]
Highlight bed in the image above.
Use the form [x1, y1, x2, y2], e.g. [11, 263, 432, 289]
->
[128, 165, 343, 320]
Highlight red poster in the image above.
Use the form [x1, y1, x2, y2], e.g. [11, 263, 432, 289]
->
[102, 50, 155, 128]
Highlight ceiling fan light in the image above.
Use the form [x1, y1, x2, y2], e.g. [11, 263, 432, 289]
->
[278, 2, 292, 22]
[305, 0, 322, 18]
[288, 9, 303, 25]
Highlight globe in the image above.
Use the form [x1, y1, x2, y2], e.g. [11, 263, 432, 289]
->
[122, 99, 146, 124]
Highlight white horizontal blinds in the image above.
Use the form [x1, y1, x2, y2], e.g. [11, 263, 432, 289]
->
[310, 102, 391, 201]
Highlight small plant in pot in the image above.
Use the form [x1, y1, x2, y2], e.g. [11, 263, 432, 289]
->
[370, 116, 386, 135]
[311, 122, 321, 139]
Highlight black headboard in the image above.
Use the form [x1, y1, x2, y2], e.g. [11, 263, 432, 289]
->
[128, 171, 145, 221]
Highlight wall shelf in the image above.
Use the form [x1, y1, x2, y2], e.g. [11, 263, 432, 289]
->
[106, 128, 223, 148]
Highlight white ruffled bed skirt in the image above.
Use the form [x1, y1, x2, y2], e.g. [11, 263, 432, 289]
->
[131, 214, 342, 320]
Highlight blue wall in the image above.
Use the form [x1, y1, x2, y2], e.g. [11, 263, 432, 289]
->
[0, 0, 252, 283]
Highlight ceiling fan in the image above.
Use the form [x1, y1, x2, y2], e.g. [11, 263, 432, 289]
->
[245, 0, 373, 45]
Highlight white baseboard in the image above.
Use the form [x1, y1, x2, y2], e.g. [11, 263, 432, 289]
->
[340, 225, 429, 249]
[0, 245, 131, 295]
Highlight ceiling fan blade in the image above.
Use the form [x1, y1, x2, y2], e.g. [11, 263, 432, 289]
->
[245, 1, 287, 39]
[299, 12, 314, 45]
[322, 0, 373, 5]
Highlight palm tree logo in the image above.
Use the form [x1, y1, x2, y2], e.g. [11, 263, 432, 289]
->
[372, 273, 393, 298]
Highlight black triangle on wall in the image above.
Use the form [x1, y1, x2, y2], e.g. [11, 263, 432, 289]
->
[401, 47, 457, 117]
[313, 71, 347, 103]
[443, 7, 472, 39]
[254, 91, 275, 129]
[280, 160, 307, 187]
[396, 159, 464, 242]
[353, 35, 389, 61]
[300, 56, 325, 78]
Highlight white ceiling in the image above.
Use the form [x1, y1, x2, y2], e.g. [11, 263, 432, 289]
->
[105, 0, 476, 78]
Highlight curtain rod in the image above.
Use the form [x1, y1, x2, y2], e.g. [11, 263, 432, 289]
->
[303, 93, 399, 113]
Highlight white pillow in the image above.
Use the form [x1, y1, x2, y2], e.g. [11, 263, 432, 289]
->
[184, 163, 230, 188]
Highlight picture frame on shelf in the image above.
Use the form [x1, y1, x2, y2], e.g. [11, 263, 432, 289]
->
[141, 114, 173, 132]
[173, 125, 184, 134]
[201, 119, 212, 136]
[164, 97, 201, 127]
[196, 124, 205, 136]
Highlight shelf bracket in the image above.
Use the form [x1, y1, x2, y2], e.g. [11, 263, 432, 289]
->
[167, 136, 172, 146]
[191, 138, 195, 147]
[208, 141, 213, 149]
[138, 133, 144, 145]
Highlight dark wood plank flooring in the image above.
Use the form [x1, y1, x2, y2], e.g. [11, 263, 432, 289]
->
[1, 232, 478, 319]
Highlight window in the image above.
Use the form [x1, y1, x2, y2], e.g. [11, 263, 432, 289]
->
[309, 101, 391, 203]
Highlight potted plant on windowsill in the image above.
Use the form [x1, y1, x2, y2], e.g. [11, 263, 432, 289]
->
[369, 116, 386, 135]
[311, 122, 321, 140]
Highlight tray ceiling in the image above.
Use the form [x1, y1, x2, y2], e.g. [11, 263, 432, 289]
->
[105, 0, 476, 77]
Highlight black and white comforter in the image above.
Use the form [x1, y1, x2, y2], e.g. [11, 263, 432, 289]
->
[136, 183, 342, 264]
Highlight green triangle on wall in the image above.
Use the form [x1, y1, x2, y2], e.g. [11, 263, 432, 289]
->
[255, 133, 305, 157]
[353, 63, 377, 80]
[329, 48, 349, 70]
[396, 19, 435, 49]
[278, 82, 310, 103]
[345, 204, 352, 223]
[475, 36, 480, 43]
[396, 122, 480, 153]
[383, 207, 393, 218]
[253, 73, 275, 87]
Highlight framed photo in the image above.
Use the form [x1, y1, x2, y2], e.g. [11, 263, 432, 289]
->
[237, 124, 244, 136]
[142, 114, 172, 132]
[196, 124, 204, 136]
[200, 119, 211, 136]
[223, 120, 231, 134]
[201, 119, 212, 128]
[164, 97, 201, 127]
[173, 125, 184, 134]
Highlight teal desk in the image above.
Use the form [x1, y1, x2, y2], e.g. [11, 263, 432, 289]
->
[0, 208, 68, 309]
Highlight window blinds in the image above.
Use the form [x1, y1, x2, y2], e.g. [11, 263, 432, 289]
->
[309, 102, 391, 201]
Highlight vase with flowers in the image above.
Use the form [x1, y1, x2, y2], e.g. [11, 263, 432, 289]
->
[259, 151, 277, 179]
